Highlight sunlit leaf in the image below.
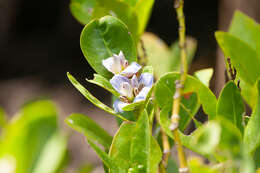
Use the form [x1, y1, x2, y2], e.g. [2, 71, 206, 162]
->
[194, 68, 214, 87]
[229, 11, 260, 57]
[215, 32, 260, 85]
[134, 0, 154, 36]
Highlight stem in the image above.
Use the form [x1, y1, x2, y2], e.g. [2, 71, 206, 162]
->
[170, 0, 188, 172]
[155, 107, 170, 173]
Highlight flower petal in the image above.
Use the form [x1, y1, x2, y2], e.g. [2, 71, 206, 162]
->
[102, 56, 122, 74]
[139, 73, 154, 88]
[113, 99, 129, 113]
[121, 62, 141, 77]
[133, 87, 151, 103]
[121, 82, 134, 99]
[131, 75, 139, 88]
[110, 75, 130, 94]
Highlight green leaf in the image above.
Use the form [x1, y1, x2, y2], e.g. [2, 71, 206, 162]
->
[194, 68, 214, 87]
[32, 132, 68, 173]
[229, 11, 260, 57]
[86, 74, 120, 97]
[130, 110, 150, 172]
[240, 79, 258, 108]
[134, 0, 154, 36]
[140, 33, 197, 78]
[70, 0, 98, 25]
[80, 16, 137, 79]
[215, 32, 260, 85]
[159, 93, 200, 133]
[217, 81, 245, 133]
[181, 121, 221, 156]
[109, 111, 161, 173]
[109, 122, 136, 171]
[65, 113, 113, 150]
[66, 114, 118, 171]
[88, 140, 119, 171]
[67, 72, 128, 121]
[244, 79, 260, 153]
[155, 72, 217, 119]
[70, 0, 139, 40]
[0, 100, 58, 173]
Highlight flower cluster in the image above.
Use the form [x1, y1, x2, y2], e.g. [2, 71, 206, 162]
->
[102, 51, 153, 112]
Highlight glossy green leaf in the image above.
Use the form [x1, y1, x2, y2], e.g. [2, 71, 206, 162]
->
[140, 33, 197, 78]
[229, 11, 260, 57]
[0, 100, 58, 173]
[32, 132, 68, 173]
[96, 0, 139, 40]
[194, 68, 214, 87]
[244, 79, 260, 153]
[109, 122, 136, 171]
[70, 0, 139, 40]
[80, 16, 137, 79]
[67, 72, 128, 121]
[155, 72, 217, 119]
[215, 32, 260, 85]
[86, 74, 120, 97]
[109, 111, 161, 173]
[130, 110, 150, 172]
[65, 113, 113, 150]
[217, 81, 245, 133]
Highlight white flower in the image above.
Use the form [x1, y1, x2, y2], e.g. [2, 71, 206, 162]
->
[102, 51, 141, 77]
[110, 73, 154, 112]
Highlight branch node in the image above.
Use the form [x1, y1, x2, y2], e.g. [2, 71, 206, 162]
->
[169, 122, 179, 131]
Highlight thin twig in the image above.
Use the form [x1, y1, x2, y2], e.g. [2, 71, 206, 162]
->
[170, 0, 188, 172]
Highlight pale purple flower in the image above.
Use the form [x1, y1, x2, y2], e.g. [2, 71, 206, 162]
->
[110, 73, 154, 112]
[102, 51, 141, 77]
